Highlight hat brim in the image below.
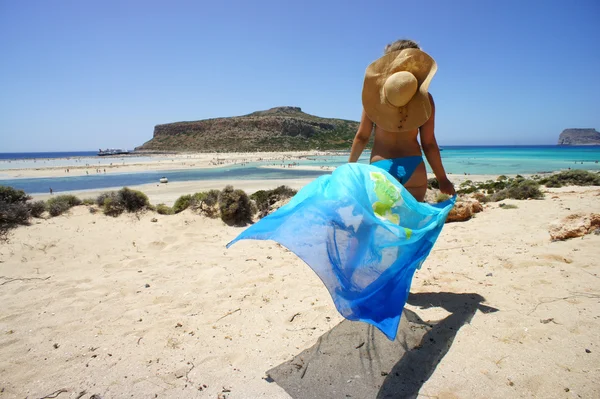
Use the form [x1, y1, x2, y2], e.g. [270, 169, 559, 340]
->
[362, 49, 437, 133]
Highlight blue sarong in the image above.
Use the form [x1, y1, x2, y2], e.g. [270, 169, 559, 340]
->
[226, 163, 456, 340]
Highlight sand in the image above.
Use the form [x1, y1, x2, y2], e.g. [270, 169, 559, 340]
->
[0, 151, 340, 179]
[1, 182, 599, 398]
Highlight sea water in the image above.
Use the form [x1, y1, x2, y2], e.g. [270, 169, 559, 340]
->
[0, 146, 598, 194]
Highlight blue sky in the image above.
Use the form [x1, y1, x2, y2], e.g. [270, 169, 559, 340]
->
[1, 0, 599, 151]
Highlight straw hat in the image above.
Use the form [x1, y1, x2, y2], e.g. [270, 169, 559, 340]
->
[362, 48, 437, 132]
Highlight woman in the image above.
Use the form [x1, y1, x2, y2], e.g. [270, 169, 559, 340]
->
[228, 40, 457, 340]
[349, 39, 455, 202]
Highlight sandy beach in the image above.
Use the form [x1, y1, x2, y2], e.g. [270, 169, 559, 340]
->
[1, 177, 599, 398]
[0, 151, 340, 179]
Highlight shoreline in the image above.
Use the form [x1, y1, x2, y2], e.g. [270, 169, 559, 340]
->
[0, 150, 342, 179]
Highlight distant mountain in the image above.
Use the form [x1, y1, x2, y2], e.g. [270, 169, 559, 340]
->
[558, 128, 600, 145]
[135, 106, 361, 152]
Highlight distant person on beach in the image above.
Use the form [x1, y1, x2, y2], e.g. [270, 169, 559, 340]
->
[349, 39, 455, 202]
[49, 187, 53, 195]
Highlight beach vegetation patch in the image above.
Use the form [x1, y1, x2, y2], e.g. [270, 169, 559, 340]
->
[250, 185, 298, 218]
[188, 190, 220, 217]
[218, 185, 253, 226]
[28, 200, 47, 218]
[117, 188, 149, 212]
[0, 186, 31, 204]
[173, 195, 193, 213]
[427, 178, 439, 189]
[435, 193, 450, 203]
[458, 176, 544, 201]
[82, 198, 95, 206]
[98, 188, 150, 217]
[0, 200, 30, 241]
[538, 170, 600, 188]
[1, 186, 46, 239]
[103, 197, 126, 217]
[472, 192, 491, 203]
[156, 203, 174, 215]
[96, 192, 115, 206]
[46, 195, 82, 217]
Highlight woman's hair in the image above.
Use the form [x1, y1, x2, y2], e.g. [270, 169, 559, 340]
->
[384, 39, 420, 54]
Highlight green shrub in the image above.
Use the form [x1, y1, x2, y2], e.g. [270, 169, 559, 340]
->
[491, 189, 508, 202]
[156, 204, 174, 215]
[472, 192, 491, 203]
[103, 197, 125, 217]
[203, 190, 220, 207]
[191, 192, 207, 203]
[457, 180, 477, 194]
[250, 185, 297, 218]
[0, 186, 34, 239]
[427, 178, 439, 190]
[0, 186, 31, 204]
[82, 198, 95, 206]
[271, 185, 297, 197]
[28, 200, 46, 218]
[117, 188, 149, 212]
[0, 201, 30, 240]
[173, 194, 192, 213]
[96, 192, 115, 206]
[46, 195, 81, 217]
[250, 190, 270, 216]
[506, 180, 544, 200]
[218, 185, 253, 226]
[435, 193, 451, 203]
[189, 190, 220, 217]
[499, 203, 518, 209]
[539, 170, 600, 188]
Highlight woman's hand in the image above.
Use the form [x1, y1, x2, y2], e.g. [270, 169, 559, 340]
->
[438, 177, 456, 196]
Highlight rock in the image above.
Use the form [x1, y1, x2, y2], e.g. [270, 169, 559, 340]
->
[467, 199, 483, 214]
[446, 202, 473, 223]
[151, 218, 158, 222]
[558, 128, 600, 145]
[548, 213, 600, 240]
[445, 199, 482, 223]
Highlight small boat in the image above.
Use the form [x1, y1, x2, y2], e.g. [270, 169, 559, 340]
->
[160, 177, 168, 183]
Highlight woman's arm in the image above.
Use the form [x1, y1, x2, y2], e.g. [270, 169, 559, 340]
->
[348, 109, 374, 162]
[419, 94, 455, 195]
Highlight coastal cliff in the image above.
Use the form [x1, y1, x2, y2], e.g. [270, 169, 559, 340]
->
[135, 106, 361, 152]
[558, 128, 600, 145]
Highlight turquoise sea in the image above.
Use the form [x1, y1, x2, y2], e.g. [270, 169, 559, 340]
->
[0, 146, 599, 194]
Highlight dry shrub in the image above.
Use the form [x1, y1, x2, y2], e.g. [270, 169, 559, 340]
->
[28, 200, 46, 218]
[47, 195, 82, 217]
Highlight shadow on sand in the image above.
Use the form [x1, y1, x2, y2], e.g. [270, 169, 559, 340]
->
[267, 292, 498, 399]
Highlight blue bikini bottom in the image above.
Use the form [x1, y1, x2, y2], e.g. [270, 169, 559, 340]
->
[370, 156, 424, 185]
